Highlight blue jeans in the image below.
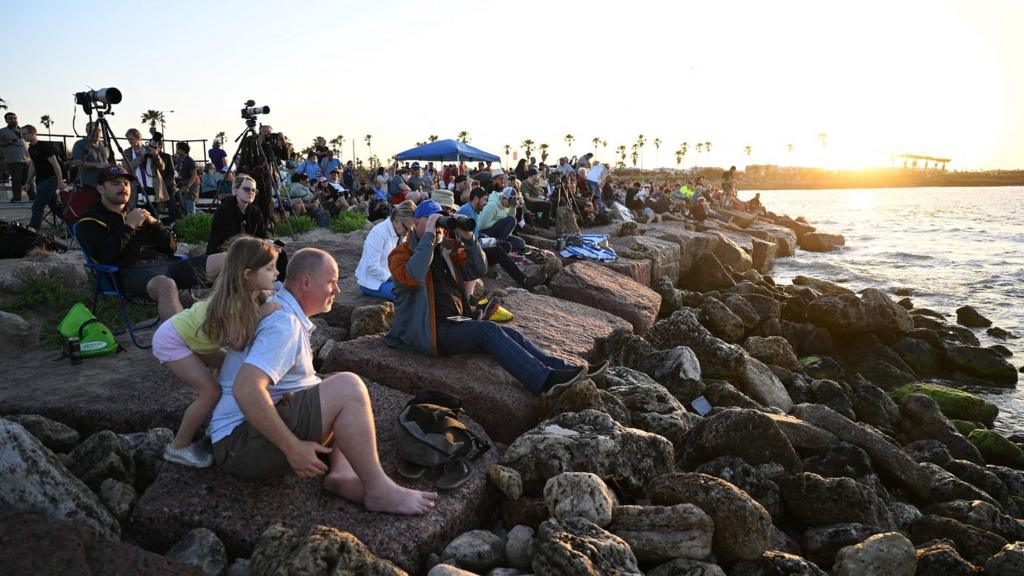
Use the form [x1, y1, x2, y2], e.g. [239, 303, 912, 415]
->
[29, 177, 61, 230]
[436, 321, 572, 393]
[480, 215, 525, 253]
[181, 195, 197, 215]
[359, 280, 396, 300]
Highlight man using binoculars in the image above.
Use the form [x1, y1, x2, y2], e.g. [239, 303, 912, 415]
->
[384, 200, 602, 397]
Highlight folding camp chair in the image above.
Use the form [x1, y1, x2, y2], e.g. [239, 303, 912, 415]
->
[73, 223, 184, 349]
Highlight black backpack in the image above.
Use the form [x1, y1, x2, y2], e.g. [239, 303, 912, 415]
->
[396, 390, 489, 470]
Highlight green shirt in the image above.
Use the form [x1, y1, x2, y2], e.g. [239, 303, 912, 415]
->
[71, 139, 109, 187]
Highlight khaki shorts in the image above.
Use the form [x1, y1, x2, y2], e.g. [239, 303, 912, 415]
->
[213, 386, 324, 479]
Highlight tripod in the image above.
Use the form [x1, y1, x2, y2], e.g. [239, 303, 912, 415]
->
[224, 119, 295, 240]
[84, 112, 164, 216]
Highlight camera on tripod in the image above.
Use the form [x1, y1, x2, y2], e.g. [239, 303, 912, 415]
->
[73, 87, 122, 114]
[241, 100, 270, 120]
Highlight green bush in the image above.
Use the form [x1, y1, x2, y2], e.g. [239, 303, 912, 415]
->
[330, 211, 368, 234]
[278, 215, 317, 235]
[175, 212, 214, 245]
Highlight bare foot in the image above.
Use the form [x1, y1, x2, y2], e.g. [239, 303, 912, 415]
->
[364, 481, 439, 515]
[324, 472, 365, 504]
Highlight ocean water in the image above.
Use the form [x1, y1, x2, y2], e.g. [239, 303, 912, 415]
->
[747, 187, 1024, 435]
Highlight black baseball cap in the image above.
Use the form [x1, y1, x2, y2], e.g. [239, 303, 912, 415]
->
[97, 165, 137, 184]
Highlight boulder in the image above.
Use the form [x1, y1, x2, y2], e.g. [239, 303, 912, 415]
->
[602, 370, 685, 415]
[130, 382, 497, 575]
[750, 238, 776, 273]
[0, 511, 194, 575]
[897, 394, 984, 464]
[544, 472, 616, 527]
[501, 410, 674, 497]
[166, 528, 228, 576]
[968, 429, 1024, 469]
[805, 291, 913, 335]
[695, 456, 781, 520]
[943, 345, 1018, 387]
[0, 310, 37, 358]
[647, 558, 726, 576]
[0, 418, 120, 540]
[600, 331, 703, 400]
[700, 297, 746, 343]
[687, 252, 735, 293]
[743, 336, 800, 371]
[907, 515, 1007, 565]
[748, 222, 798, 257]
[809, 379, 855, 420]
[766, 413, 839, 452]
[789, 404, 933, 499]
[988, 465, 1024, 498]
[731, 551, 828, 576]
[736, 357, 794, 411]
[0, 346, 193, 436]
[920, 462, 1003, 510]
[987, 326, 1016, 339]
[848, 378, 901, 433]
[2, 413, 79, 452]
[548, 261, 661, 334]
[98, 478, 137, 522]
[986, 542, 1024, 576]
[914, 540, 974, 576]
[703, 380, 768, 412]
[956, 306, 992, 328]
[802, 443, 875, 483]
[649, 472, 773, 563]
[710, 232, 753, 272]
[608, 504, 714, 564]
[532, 517, 641, 576]
[802, 523, 880, 568]
[0, 253, 90, 295]
[539, 379, 632, 425]
[488, 465, 523, 501]
[724, 295, 761, 331]
[832, 532, 917, 576]
[504, 524, 535, 570]
[645, 226, 720, 280]
[944, 460, 1016, 511]
[426, 565, 474, 576]
[925, 500, 1024, 542]
[609, 235, 680, 288]
[631, 410, 702, 449]
[349, 302, 395, 338]
[799, 232, 846, 252]
[739, 293, 783, 324]
[322, 291, 629, 444]
[677, 409, 802, 474]
[892, 337, 941, 375]
[67, 430, 135, 491]
[600, 256, 652, 287]
[645, 309, 748, 381]
[779, 473, 893, 529]
[249, 523, 406, 576]
[793, 275, 855, 296]
[441, 530, 504, 573]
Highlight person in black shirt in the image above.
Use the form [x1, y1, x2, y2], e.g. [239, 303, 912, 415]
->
[207, 174, 288, 280]
[21, 125, 65, 231]
[77, 165, 226, 320]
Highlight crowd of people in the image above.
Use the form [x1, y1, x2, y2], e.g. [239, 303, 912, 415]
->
[4, 107, 765, 516]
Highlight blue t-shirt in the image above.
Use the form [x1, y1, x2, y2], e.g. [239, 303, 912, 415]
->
[209, 289, 319, 442]
[208, 148, 227, 170]
[456, 203, 478, 221]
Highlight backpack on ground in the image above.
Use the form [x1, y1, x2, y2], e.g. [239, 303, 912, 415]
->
[396, 389, 490, 490]
[557, 232, 617, 262]
[57, 302, 120, 358]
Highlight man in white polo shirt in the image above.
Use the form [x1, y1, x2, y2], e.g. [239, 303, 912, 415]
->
[210, 247, 437, 515]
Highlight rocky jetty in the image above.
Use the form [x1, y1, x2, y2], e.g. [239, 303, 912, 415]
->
[3, 203, 1021, 574]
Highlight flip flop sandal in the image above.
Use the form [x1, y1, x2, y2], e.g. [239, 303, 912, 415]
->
[396, 458, 427, 480]
[436, 458, 473, 491]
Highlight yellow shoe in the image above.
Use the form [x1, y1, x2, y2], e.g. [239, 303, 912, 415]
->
[487, 305, 514, 323]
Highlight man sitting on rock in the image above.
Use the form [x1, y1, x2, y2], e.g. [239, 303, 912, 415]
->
[210, 248, 437, 515]
[385, 200, 604, 396]
[76, 165, 226, 321]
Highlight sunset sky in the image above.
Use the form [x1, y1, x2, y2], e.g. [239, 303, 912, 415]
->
[4, 0, 1022, 170]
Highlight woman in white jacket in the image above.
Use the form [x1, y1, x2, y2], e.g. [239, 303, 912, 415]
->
[354, 200, 416, 299]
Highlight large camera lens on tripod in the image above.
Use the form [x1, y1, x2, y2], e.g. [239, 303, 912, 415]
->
[241, 105, 270, 118]
[74, 87, 122, 106]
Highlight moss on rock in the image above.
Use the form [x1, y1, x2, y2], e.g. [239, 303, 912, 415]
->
[950, 419, 981, 437]
[889, 383, 998, 427]
[967, 429, 1024, 469]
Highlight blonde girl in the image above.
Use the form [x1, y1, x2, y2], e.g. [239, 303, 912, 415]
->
[152, 236, 281, 467]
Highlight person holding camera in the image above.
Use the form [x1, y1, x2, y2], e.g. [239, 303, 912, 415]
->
[384, 200, 600, 397]
[124, 128, 166, 212]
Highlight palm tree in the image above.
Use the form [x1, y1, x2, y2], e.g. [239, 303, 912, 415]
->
[564, 134, 575, 154]
[330, 135, 345, 155]
[141, 110, 165, 134]
[653, 138, 662, 168]
[539, 143, 550, 163]
[591, 137, 601, 151]
[704, 141, 712, 164]
[678, 142, 689, 169]
[364, 134, 373, 160]
[428, 135, 439, 143]
[616, 145, 627, 163]
[818, 133, 828, 148]
[787, 143, 794, 154]
[744, 145, 752, 157]
[635, 134, 646, 169]
[0, 97, 7, 110]
[457, 131, 470, 144]
[215, 131, 226, 144]
[503, 144, 512, 166]
[630, 150, 638, 167]
[521, 139, 536, 160]
[695, 142, 704, 166]
[601, 140, 608, 150]
[40, 115, 54, 138]
[675, 148, 683, 166]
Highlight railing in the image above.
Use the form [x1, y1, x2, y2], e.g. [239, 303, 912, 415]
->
[35, 133, 212, 168]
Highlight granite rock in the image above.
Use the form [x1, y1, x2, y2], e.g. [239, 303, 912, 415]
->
[548, 261, 661, 334]
[532, 517, 641, 576]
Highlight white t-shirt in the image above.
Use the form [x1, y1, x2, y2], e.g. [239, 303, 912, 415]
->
[354, 218, 400, 291]
[587, 164, 606, 184]
[209, 288, 320, 442]
[128, 147, 156, 187]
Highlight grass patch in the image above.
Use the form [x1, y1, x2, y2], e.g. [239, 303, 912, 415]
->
[330, 211, 368, 234]
[271, 215, 317, 239]
[9, 270, 157, 350]
[174, 212, 214, 245]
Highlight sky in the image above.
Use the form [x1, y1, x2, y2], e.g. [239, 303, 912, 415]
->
[3, 0, 1023, 170]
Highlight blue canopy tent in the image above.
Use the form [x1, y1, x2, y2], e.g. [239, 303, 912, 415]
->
[394, 139, 500, 163]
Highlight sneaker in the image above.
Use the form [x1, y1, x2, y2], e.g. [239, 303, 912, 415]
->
[163, 442, 214, 468]
[541, 366, 587, 398]
[587, 360, 609, 379]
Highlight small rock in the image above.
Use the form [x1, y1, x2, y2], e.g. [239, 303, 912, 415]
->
[248, 524, 405, 575]
[890, 383, 997, 427]
[832, 532, 917, 576]
[986, 541, 1024, 576]
[908, 515, 1007, 565]
[428, 564, 477, 576]
[802, 523, 880, 568]
[914, 540, 973, 576]
[696, 456, 781, 520]
[165, 528, 228, 576]
[349, 302, 395, 338]
[2, 414, 79, 452]
[678, 409, 801, 475]
[968, 429, 1024, 468]
[488, 465, 523, 501]
[743, 335, 801, 371]
[700, 297, 746, 343]
[647, 558, 726, 576]
[67, 430, 135, 491]
[956, 305, 992, 328]
[543, 472, 616, 527]
[986, 326, 1016, 340]
[608, 504, 714, 563]
[442, 530, 504, 573]
[532, 517, 640, 576]
[897, 297, 914, 310]
[732, 550, 829, 575]
[504, 525, 535, 570]
[98, 478, 137, 522]
[225, 558, 250, 576]
[779, 473, 893, 529]
[0, 311, 37, 357]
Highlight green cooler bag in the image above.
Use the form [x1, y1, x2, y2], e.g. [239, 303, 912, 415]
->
[58, 303, 119, 357]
